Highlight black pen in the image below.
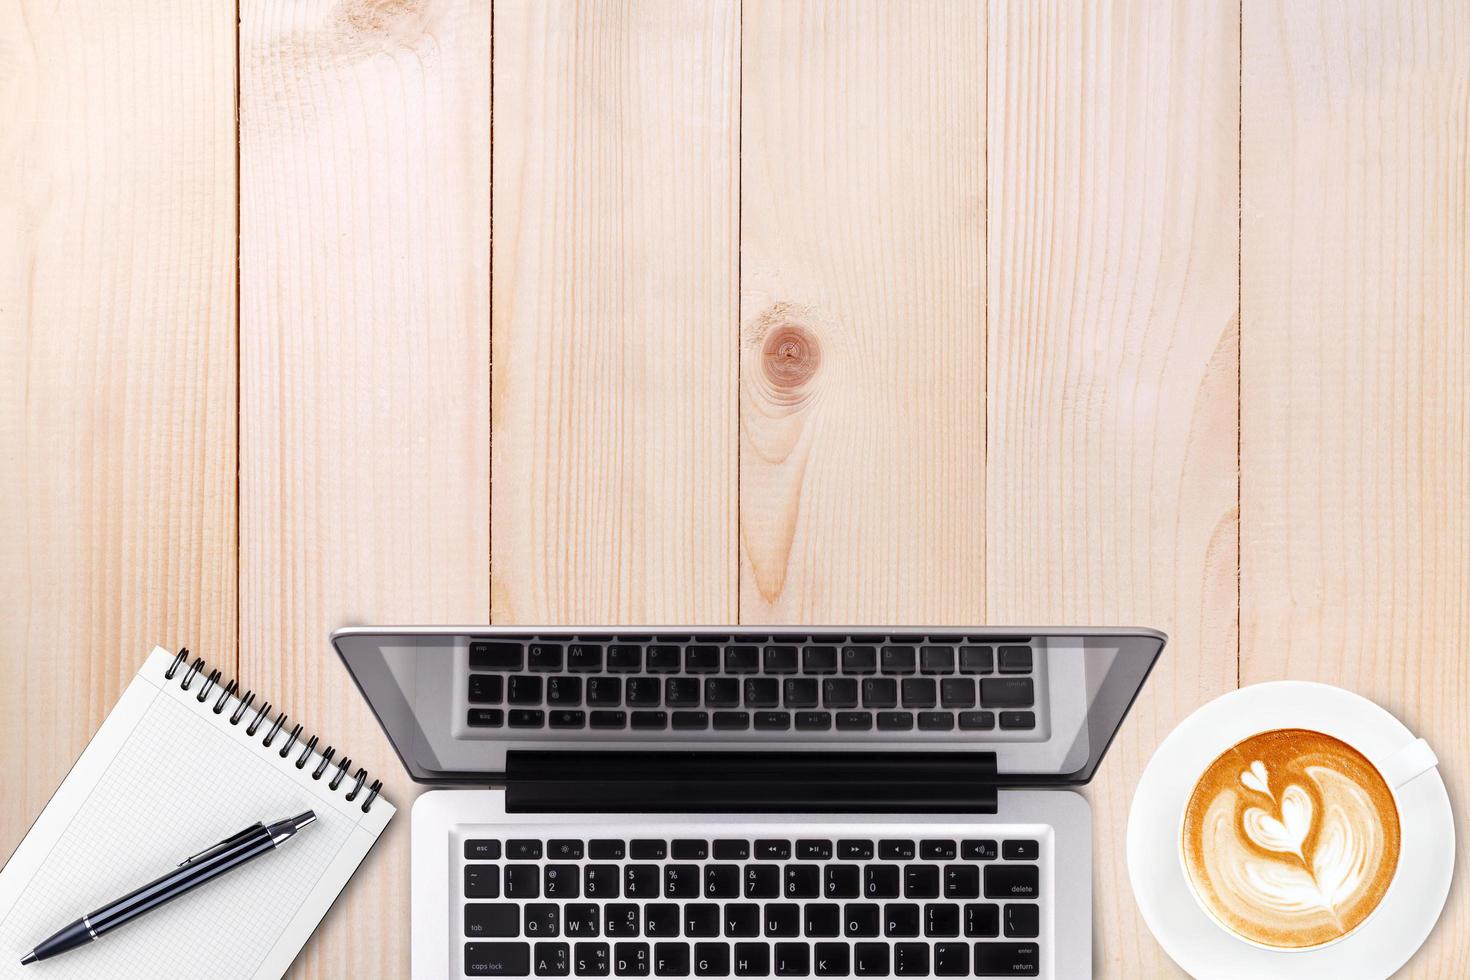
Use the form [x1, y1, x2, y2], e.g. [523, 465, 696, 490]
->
[20, 811, 316, 965]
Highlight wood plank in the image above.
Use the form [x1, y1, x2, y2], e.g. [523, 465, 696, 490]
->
[238, 1, 490, 975]
[739, 0, 986, 624]
[491, 0, 740, 625]
[0, 0, 236, 860]
[1241, 2, 1470, 973]
[986, 2, 1240, 975]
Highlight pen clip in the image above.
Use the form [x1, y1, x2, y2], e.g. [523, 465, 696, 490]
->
[178, 823, 264, 867]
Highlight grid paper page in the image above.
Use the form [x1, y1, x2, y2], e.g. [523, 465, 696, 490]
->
[0, 648, 394, 979]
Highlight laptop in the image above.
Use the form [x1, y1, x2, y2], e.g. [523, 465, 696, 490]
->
[333, 626, 1164, 979]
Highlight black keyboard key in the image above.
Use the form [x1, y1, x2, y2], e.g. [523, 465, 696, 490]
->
[588, 677, 623, 706]
[864, 865, 900, 899]
[627, 677, 661, 707]
[998, 645, 1033, 673]
[764, 903, 800, 937]
[631, 710, 668, 730]
[935, 942, 970, 977]
[536, 941, 571, 976]
[921, 839, 958, 860]
[784, 865, 820, 898]
[877, 711, 914, 730]
[894, 942, 930, 976]
[844, 904, 880, 938]
[724, 904, 760, 937]
[959, 644, 994, 674]
[549, 709, 585, 728]
[925, 902, 960, 937]
[704, 864, 740, 898]
[468, 708, 505, 727]
[1005, 903, 1040, 938]
[631, 839, 668, 859]
[754, 710, 791, 730]
[465, 902, 517, 937]
[524, 903, 560, 938]
[713, 711, 749, 730]
[665, 864, 700, 898]
[862, 678, 898, 708]
[654, 941, 690, 976]
[694, 942, 730, 976]
[901, 678, 937, 707]
[919, 711, 954, 730]
[853, 943, 889, 976]
[754, 839, 791, 860]
[803, 645, 839, 674]
[470, 640, 522, 670]
[686, 645, 722, 673]
[783, 678, 819, 708]
[774, 941, 809, 976]
[838, 839, 875, 860]
[795, 711, 832, 730]
[590, 839, 626, 860]
[584, 865, 621, 898]
[921, 645, 956, 673]
[880, 839, 917, 860]
[507, 839, 542, 860]
[469, 674, 504, 703]
[743, 678, 780, 708]
[884, 903, 921, 937]
[625, 864, 661, 899]
[1003, 839, 1039, 861]
[836, 711, 873, 730]
[466, 941, 529, 976]
[644, 904, 680, 937]
[614, 941, 651, 976]
[941, 677, 976, 708]
[1000, 710, 1036, 730]
[881, 645, 917, 673]
[527, 643, 563, 672]
[841, 645, 878, 674]
[506, 864, 540, 898]
[724, 647, 759, 673]
[904, 865, 940, 898]
[646, 645, 682, 673]
[824, 865, 860, 899]
[821, 678, 858, 708]
[509, 709, 544, 728]
[705, 678, 740, 708]
[665, 677, 701, 707]
[684, 904, 721, 938]
[507, 675, 543, 705]
[981, 677, 1034, 708]
[591, 710, 628, 729]
[985, 864, 1040, 899]
[974, 942, 1039, 975]
[962, 839, 998, 861]
[548, 677, 582, 704]
[607, 645, 643, 672]
[575, 941, 611, 976]
[959, 710, 996, 730]
[763, 645, 799, 673]
[965, 902, 1000, 937]
[796, 839, 833, 860]
[672, 710, 710, 730]
[733, 943, 769, 977]
[605, 905, 639, 938]
[713, 839, 750, 860]
[465, 839, 501, 860]
[545, 864, 579, 898]
[945, 864, 981, 898]
[803, 903, 840, 937]
[567, 643, 604, 672]
[813, 942, 849, 976]
[745, 865, 780, 898]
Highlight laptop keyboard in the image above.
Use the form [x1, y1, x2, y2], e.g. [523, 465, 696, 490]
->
[464, 635, 1040, 737]
[459, 827, 1045, 977]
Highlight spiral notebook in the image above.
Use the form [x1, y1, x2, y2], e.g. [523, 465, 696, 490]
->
[0, 647, 395, 979]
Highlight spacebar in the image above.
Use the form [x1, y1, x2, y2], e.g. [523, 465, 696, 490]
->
[465, 941, 529, 976]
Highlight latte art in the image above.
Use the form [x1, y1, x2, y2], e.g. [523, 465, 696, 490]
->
[1181, 729, 1400, 949]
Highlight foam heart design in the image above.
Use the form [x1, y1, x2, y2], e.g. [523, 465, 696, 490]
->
[1239, 760, 1271, 797]
[1242, 784, 1314, 859]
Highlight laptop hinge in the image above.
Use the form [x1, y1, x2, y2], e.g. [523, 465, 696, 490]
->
[504, 751, 999, 814]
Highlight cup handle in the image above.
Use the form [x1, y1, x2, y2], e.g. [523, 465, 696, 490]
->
[1375, 737, 1438, 789]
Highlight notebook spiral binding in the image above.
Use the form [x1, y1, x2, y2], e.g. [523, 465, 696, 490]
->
[165, 648, 383, 813]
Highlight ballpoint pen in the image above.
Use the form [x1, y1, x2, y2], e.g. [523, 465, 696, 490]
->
[20, 811, 316, 965]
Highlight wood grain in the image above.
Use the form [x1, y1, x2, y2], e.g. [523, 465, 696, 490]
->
[490, 0, 740, 626]
[1241, 1, 1470, 974]
[986, 2, 1240, 975]
[0, 0, 236, 861]
[739, 0, 986, 625]
[238, 1, 490, 975]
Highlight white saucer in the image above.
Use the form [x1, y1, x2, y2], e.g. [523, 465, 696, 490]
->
[1127, 682, 1454, 980]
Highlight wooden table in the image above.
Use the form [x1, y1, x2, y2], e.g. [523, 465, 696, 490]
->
[3, 1, 1465, 976]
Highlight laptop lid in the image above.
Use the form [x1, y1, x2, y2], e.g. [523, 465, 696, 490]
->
[333, 626, 1164, 800]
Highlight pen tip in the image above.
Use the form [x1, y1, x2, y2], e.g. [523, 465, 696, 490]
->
[292, 811, 317, 831]
[21, 951, 36, 965]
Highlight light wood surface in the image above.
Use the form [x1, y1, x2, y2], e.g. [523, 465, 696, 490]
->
[4, 1, 1468, 976]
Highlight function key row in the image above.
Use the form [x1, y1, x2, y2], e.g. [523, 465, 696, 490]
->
[465, 839, 1039, 864]
[470, 641, 1034, 677]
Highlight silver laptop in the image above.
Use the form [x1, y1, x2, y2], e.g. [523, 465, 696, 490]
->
[333, 626, 1164, 979]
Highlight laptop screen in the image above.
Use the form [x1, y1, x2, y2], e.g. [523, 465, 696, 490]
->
[332, 627, 1163, 787]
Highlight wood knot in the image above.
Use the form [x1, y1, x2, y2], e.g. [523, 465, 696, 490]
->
[761, 325, 821, 389]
